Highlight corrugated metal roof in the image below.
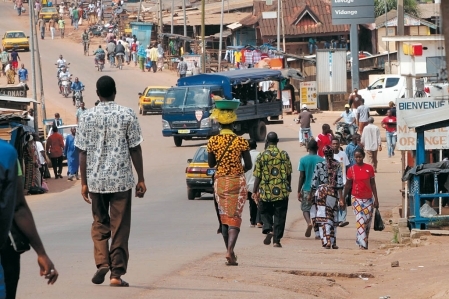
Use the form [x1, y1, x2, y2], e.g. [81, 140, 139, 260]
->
[240, 0, 350, 38]
[375, 9, 437, 29]
[418, 3, 440, 19]
[164, 12, 250, 26]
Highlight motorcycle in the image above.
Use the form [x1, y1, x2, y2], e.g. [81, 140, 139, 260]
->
[55, 63, 70, 80]
[116, 53, 124, 70]
[60, 76, 72, 98]
[87, 24, 108, 37]
[74, 90, 83, 108]
[335, 122, 357, 145]
[97, 59, 105, 72]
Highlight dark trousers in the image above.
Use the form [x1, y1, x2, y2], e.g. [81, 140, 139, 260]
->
[50, 156, 63, 177]
[151, 60, 157, 73]
[259, 199, 289, 244]
[0, 244, 21, 299]
[90, 190, 132, 279]
[248, 192, 261, 225]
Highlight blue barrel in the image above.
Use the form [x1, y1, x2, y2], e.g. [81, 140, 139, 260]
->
[130, 22, 153, 47]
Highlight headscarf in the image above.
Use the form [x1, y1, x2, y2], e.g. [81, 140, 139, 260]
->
[323, 145, 339, 188]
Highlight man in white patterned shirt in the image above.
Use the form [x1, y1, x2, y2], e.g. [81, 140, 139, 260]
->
[75, 76, 146, 287]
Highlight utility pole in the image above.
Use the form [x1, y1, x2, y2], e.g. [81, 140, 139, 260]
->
[201, 0, 205, 73]
[384, 0, 390, 74]
[29, 1, 38, 130]
[183, 0, 187, 37]
[171, 0, 174, 34]
[137, 0, 142, 22]
[34, 16, 46, 122]
[442, 0, 449, 66]
[276, 0, 280, 51]
[350, 24, 359, 90]
[281, 0, 285, 52]
[159, 0, 163, 35]
[218, 0, 224, 70]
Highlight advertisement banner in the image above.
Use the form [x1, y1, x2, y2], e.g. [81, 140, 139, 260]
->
[396, 98, 449, 150]
[300, 81, 317, 109]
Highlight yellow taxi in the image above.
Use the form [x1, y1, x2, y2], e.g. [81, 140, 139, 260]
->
[186, 146, 215, 200]
[138, 86, 168, 115]
[39, 7, 58, 21]
[2, 31, 30, 51]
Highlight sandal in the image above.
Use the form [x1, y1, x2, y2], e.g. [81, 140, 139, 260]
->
[225, 254, 238, 266]
[305, 224, 313, 238]
[263, 232, 273, 245]
[91, 267, 109, 284]
[273, 243, 282, 248]
[110, 278, 129, 287]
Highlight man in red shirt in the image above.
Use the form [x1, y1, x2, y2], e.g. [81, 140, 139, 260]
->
[316, 124, 334, 157]
[46, 126, 65, 178]
[381, 109, 397, 158]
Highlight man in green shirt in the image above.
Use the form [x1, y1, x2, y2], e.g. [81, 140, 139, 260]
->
[253, 132, 292, 248]
[58, 18, 65, 38]
[72, 6, 79, 30]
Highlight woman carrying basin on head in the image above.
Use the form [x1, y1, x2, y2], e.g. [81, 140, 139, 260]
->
[207, 100, 252, 266]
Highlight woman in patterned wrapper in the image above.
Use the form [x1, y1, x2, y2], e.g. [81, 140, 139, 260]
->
[207, 108, 252, 266]
[309, 145, 344, 249]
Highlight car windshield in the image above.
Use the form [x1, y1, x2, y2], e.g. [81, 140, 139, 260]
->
[163, 87, 210, 110]
[7, 32, 26, 38]
[146, 88, 167, 97]
[192, 147, 208, 163]
[41, 7, 57, 12]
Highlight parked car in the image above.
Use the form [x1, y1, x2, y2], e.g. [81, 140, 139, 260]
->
[138, 86, 169, 115]
[358, 75, 447, 115]
[2, 31, 29, 51]
[185, 145, 215, 200]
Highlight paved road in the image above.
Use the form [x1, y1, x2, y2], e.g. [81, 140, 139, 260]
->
[0, 4, 301, 299]
[1, 4, 403, 298]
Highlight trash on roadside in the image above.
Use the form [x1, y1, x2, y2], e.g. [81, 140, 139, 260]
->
[391, 261, 399, 267]
[358, 275, 369, 281]
[420, 203, 437, 218]
[379, 296, 391, 299]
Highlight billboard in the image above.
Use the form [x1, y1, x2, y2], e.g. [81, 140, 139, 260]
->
[396, 98, 449, 150]
[331, 0, 374, 25]
[299, 81, 318, 109]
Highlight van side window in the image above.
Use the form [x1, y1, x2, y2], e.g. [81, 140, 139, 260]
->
[385, 78, 400, 88]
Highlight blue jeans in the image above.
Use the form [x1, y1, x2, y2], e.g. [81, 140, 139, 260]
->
[73, 18, 79, 29]
[299, 127, 313, 143]
[0, 257, 5, 299]
[308, 43, 317, 55]
[386, 131, 397, 157]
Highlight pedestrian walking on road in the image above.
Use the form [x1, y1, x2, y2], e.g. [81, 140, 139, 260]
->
[297, 139, 323, 238]
[343, 148, 379, 250]
[356, 98, 370, 134]
[57, 18, 65, 38]
[253, 132, 292, 248]
[64, 127, 79, 181]
[149, 44, 158, 73]
[207, 106, 252, 266]
[10, 48, 20, 70]
[76, 76, 146, 287]
[177, 57, 188, 78]
[0, 49, 9, 77]
[345, 133, 361, 167]
[157, 44, 164, 71]
[1, 142, 57, 298]
[76, 101, 87, 124]
[316, 124, 333, 158]
[16, 0, 23, 16]
[130, 40, 137, 66]
[332, 138, 350, 227]
[348, 88, 361, 109]
[18, 64, 28, 83]
[137, 42, 146, 72]
[309, 145, 344, 249]
[381, 109, 397, 158]
[245, 139, 261, 228]
[360, 117, 381, 172]
[48, 17, 56, 39]
[72, 6, 79, 30]
[46, 126, 64, 179]
[6, 64, 16, 84]
[37, 16, 46, 39]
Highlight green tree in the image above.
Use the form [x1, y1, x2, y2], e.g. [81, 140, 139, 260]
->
[374, 0, 420, 18]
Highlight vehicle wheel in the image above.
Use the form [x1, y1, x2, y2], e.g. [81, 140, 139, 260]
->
[195, 190, 202, 198]
[174, 137, 183, 147]
[187, 188, 195, 200]
[376, 109, 387, 116]
[255, 121, 267, 142]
